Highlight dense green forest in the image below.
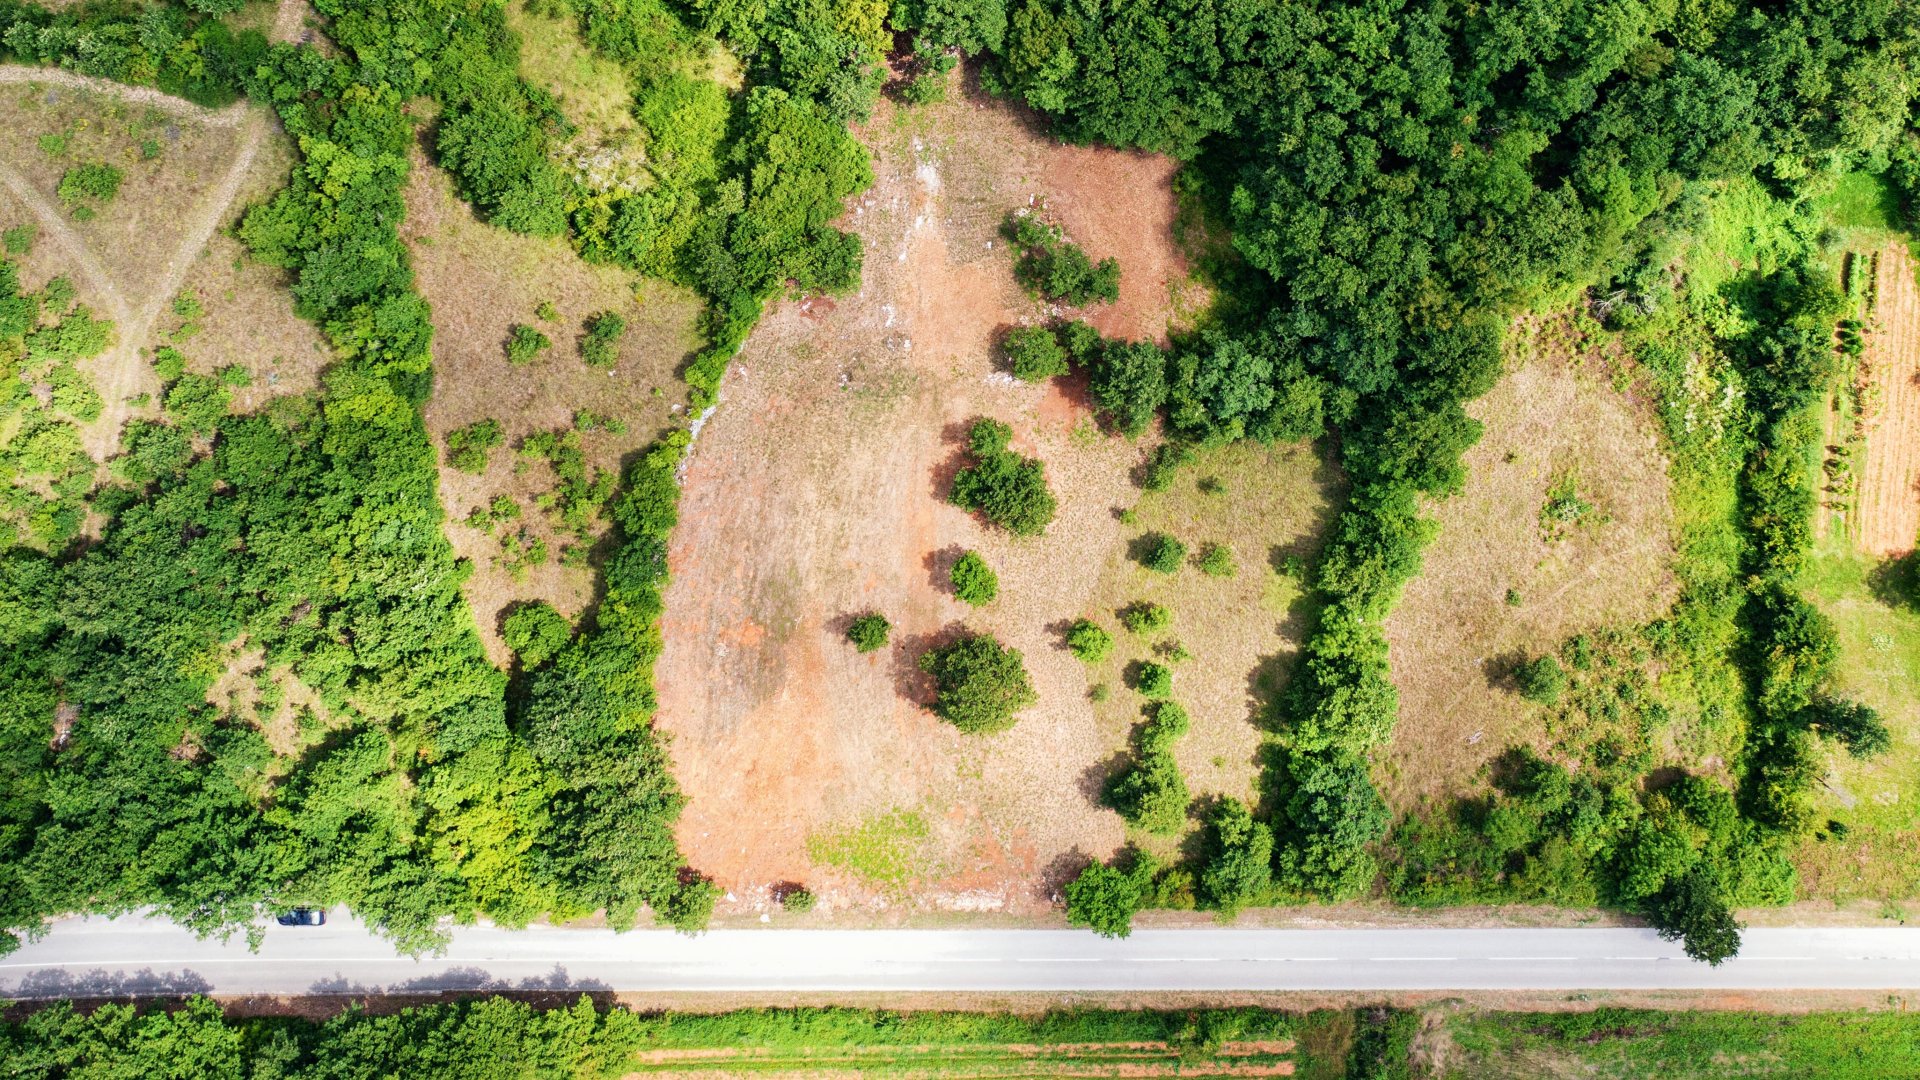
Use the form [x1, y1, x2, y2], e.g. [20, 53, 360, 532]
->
[0, 0, 884, 953]
[2, 0, 1918, 963]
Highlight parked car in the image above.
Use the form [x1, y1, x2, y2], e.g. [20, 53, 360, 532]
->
[275, 908, 325, 927]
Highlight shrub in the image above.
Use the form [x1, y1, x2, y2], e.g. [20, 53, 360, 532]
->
[948, 418, 1057, 535]
[502, 601, 571, 668]
[445, 418, 505, 474]
[847, 613, 891, 653]
[580, 311, 626, 367]
[781, 886, 816, 913]
[950, 550, 999, 605]
[1515, 655, 1568, 705]
[1003, 325, 1068, 382]
[505, 323, 551, 365]
[1129, 660, 1172, 699]
[918, 633, 1036, 733]
[1198, 543, 1237, 577]
[217, 364, 251, 387]
[1004, 213, 1121, 306]
[2, 225, 32, 254]
[1141, 442, 1193, 491]
[1120, 602, 1170, 634]
[1141, 533, 1187, 573]
[1105, 701, 1191, 834]
[1065, 618, 1113, 662]
[57, 163, 123, 207]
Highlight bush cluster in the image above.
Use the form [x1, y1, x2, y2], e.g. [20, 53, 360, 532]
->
[948, 417, 1057, 535]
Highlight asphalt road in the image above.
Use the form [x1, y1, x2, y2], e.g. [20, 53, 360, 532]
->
[4, 915, 1919, 998]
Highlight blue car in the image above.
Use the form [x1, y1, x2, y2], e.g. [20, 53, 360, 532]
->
[275, 908, 326, 927]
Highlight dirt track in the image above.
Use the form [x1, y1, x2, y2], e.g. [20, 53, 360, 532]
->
[0, 0, 304, 462]
[1857, 243, 1920, 557]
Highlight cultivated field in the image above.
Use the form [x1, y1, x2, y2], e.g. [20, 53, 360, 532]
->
[653, 70, 1317, 915]
[401, 149, 704, 663]
[1382, 319, 1678, 811]
[1854, 242, 1920, 558]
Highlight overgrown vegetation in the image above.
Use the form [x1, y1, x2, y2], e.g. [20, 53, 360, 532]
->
[1004, 211, 1120, 306]
[928, 0, 1920, 958]
[0, 0, 902, 952]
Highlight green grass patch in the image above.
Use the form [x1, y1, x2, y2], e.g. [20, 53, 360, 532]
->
[805, 808, 941, 897]
[1442, 1007, 1920, 1078]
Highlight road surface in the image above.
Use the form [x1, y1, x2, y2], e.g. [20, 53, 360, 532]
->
[3, 915, 1918, 998]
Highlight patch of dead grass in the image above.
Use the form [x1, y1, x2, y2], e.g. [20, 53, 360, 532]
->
[1079, 441, 1339, 852]
[400, 147, 702, 663]
[1382, 319, 1677, 812]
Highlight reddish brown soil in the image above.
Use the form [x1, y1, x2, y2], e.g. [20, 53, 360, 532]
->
[655, 74, 1211, 916]
[1857, 243, 1920, 557]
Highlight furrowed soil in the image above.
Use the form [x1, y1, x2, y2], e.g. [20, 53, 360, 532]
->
[401, 148, 704, 664]
[1382, 319, 1677, 811]
[655, 71, 1315, 916]
[1855, 242, 1920, 558]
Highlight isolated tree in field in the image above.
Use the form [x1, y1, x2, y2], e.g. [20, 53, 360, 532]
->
[950, 550, 999, 605]
[1140, 532, 1186, 574]
[1198, 542, 1237, 577]
[1002, 324, 1068, 382]
[1105, 700, 1191, 835]
[1515, 655, 1567, 705]
[847, 613, 891, 653]
[1128, 660, 1172, 699]
[1065, 618, 1112, 662]
[1003, 212, 1120, 306]
[949, 417, 1057, 535]
[918, 633, 1036, 733]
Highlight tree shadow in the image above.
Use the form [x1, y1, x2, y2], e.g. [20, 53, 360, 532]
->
[887, 622, 969, 709]
[1867, 551, 1919, 613]
[1483, 647, 1532, 693]
[1243, 651, 1293, 732]
[1078, 750, 1132, 809]
[1037, 846, 1097, 904]
[923, 543, 967, 595]
[8, 966, 213, 1000]
[929, 419, 974, 505]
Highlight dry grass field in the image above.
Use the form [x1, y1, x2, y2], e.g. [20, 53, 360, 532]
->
[400, 149, 705, 663]
[653, 69, 1320, 916]
[1381, 319, 1678, 812]
[1854, 242, 1920, 558]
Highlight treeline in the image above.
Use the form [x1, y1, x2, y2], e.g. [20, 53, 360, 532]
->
[0, 0, 730, 952]
[912, 0, 1920, 945]
[0, 996, 1382, 1078]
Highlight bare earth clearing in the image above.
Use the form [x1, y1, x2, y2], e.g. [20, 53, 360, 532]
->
[1383, 323, 1677, 811]
[656, 74, 1304, 917]
[1856, 242, 1920, 557]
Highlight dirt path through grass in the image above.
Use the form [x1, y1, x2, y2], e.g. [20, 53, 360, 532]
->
[4, 0, 305, 463]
